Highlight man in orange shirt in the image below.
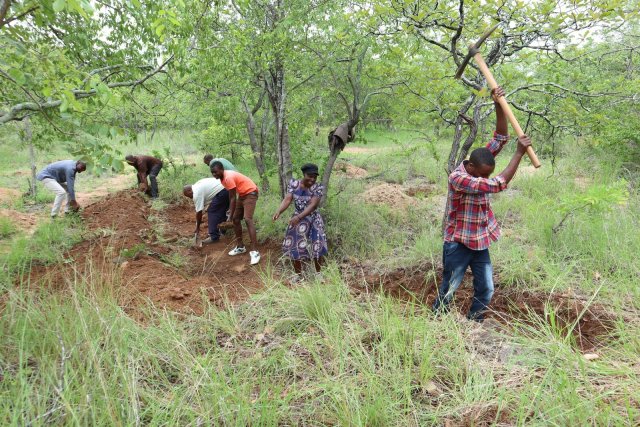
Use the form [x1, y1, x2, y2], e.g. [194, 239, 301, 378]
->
[211, 161, 261, 265]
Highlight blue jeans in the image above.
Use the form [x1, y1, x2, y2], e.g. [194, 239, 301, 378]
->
[207, 189, 229, 240]
[432, 242, 494, 321]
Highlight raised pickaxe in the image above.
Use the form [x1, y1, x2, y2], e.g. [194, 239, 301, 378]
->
[455, 24, 541, 168]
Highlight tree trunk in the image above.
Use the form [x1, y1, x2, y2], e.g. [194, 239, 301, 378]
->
[259, 105, 272, 192]
[454, 102, 481, 167]
[446, 94, 477, 173]
[24, 117, 36, 198]
[149, 116, 157, 143]
[265, 64, 292, 198]
[242, 97, 269, 193]
[320, 143, 341, 205]
[0, 0, 12, 29]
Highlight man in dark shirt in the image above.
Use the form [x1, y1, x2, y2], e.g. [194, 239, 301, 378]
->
[125, 155, 163, 198]
[36, 160, 86, 218]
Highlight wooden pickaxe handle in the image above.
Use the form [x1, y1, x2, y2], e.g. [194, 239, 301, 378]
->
[474, 53, 541, 168]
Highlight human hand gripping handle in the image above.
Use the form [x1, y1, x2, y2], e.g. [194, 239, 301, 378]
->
[491, 86, 505, 102]
[472, 53, 541, 168]
[516, 135, 532, 156]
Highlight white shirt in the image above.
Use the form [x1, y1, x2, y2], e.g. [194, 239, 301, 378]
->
[192, 178, 224, 212]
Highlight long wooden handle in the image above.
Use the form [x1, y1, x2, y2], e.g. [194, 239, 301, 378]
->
[474, 53, 541, 168]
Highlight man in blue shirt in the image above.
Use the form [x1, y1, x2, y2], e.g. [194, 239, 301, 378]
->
[36, 160, 87, 218]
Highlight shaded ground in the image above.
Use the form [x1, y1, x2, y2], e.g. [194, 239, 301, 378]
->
[345, 263, 617, 351]
[28, 190, 282, 319]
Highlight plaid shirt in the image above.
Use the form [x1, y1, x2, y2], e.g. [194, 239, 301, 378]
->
[443, 132, 510, 250]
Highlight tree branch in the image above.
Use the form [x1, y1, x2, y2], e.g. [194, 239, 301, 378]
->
[0, 4, 38, 28]
[1, 57, 173, 124]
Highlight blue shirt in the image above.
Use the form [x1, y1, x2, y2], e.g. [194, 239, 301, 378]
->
[36, 160, 79, 201]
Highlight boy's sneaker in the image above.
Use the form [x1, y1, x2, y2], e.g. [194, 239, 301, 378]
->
[202, 236, 219, 244]
[228, 246, 247, 256]
[249, 251, 261, 265]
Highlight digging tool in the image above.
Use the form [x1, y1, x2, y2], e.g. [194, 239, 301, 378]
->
[455, 24, 541, 168]
[194, 233, 202, 248]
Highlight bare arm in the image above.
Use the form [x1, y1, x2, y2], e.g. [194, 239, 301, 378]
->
[194, 210, 203, 234]
[497, 135, 532, 184]
[492, 86, 508, 137]
[289, 196, 320, 227]
[273, 193, 293, 220]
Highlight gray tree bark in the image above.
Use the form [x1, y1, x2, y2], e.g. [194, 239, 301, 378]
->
[23, 116, 37, 198]
[241, 94, 270, 193]
[264, 63, 292, 198]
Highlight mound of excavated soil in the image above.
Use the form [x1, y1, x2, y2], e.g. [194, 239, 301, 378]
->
[335, 162, 368, 178]
[361, 183, 418, 210]
[347, 264, 616, 351]
[27, 190, 282, 318]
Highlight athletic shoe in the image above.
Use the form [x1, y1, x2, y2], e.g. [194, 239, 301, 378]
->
[249, 251, 261, 265]
[228, 246, 247, 256]
[201, 236, 219, 244]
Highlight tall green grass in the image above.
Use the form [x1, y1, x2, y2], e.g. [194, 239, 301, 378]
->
[1, 267, 637, 425]
[1, 129, 639, 425]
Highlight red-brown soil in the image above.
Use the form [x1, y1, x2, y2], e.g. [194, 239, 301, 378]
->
[347, 264, 616, 351]
[28, 190, 283, 319]
[23, 191, 616, 350]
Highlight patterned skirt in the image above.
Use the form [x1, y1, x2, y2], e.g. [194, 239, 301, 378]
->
[282, 212, 328, 260]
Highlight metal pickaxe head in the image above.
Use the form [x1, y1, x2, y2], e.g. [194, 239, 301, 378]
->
[454, 23, 501, 79]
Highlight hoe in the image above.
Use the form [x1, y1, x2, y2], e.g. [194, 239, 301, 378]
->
[455, 23, 541, 168]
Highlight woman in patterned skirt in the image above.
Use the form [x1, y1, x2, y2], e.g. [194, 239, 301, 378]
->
[273, 163, 328, 282]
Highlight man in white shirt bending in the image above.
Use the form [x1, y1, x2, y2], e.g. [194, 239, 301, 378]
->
[183, 178, 229, 244]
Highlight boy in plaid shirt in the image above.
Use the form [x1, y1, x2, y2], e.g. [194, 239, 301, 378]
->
[432, 86, 532, 321]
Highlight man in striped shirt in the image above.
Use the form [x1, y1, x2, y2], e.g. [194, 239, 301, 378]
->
[432, 86, 532, 321]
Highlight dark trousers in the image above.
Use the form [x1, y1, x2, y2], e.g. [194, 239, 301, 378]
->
[149, 163, 162, 198]
[432, 242, 494, 321]
[207, 189, 229, 239]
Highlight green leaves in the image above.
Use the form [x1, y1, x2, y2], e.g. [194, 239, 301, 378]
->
[8, 69, 26, 85]
[52, 0, 66, 13]
[558, 180, 629, 216]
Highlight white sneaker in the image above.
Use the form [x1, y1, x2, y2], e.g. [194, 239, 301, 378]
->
[228, 246, 247, 256]
[249, 251, 261, 265]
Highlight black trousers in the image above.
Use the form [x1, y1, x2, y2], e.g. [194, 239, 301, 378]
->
[207, 189, 229, 239]
[148, 163, 163, 198]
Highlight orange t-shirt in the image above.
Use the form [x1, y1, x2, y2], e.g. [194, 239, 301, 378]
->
[220, 170, 258, 196]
